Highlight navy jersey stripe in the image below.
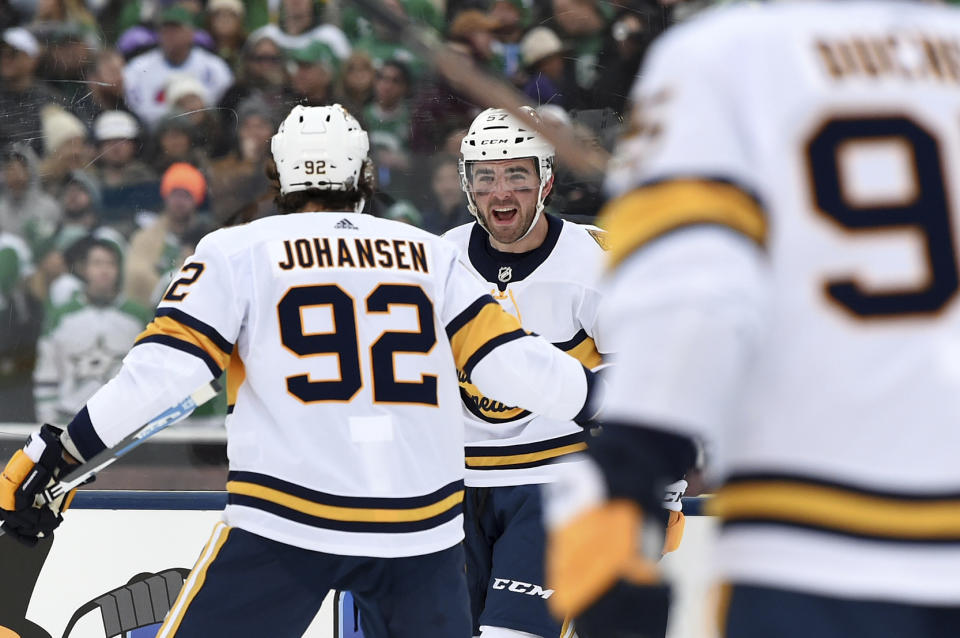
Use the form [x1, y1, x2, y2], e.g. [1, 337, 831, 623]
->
[445, 295, 497, 340]
[134, 334, 223, 378]
[155, 307, 233, 354]
[461, 329, 528, 378]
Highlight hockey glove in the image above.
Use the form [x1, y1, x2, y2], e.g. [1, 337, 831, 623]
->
[544, 424, 696, 638]
[0, 424, 78, 547]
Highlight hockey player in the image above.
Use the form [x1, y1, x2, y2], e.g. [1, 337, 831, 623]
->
[545, 3, 960, 638]
[0, 105, 603, 637]
[447, 107, 685, 638]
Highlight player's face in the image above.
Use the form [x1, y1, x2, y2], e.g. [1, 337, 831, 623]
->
[469, 158, 545, 245]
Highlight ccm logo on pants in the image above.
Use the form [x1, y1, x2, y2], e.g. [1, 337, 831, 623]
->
[491, 579, 554, 599]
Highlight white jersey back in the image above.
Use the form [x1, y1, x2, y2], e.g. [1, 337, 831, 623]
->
[602, 1, 960, 603]
[445, 216, 610, 486]
[64, 212, 594, 557]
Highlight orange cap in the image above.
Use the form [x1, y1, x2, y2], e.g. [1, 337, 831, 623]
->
[161, 162, 206, 204]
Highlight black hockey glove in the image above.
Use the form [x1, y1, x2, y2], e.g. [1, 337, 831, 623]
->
[0, 424, 78, 547]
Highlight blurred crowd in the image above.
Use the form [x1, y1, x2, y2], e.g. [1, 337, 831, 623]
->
[0, 0, 673, 424]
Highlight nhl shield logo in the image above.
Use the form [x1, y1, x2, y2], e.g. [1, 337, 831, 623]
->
[498, 266, 513, 283]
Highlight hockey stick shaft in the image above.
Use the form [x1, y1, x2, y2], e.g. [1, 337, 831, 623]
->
[347, 0, 611, 178]
[38, 379, 223, 505]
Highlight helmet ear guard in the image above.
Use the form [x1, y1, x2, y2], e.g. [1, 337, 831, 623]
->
[459, 107, 557, 242]
[271, 104, 372, 212]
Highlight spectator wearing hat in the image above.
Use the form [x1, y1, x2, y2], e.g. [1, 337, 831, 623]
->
[219, 33, 296, 127]
[249, 0, 350, 62]
[0, 143, 61, 247]
[35, 237, 151, 425]
[0, 27, 63, 156]
[206, 0, 248, 70]
[209, 98, 274, 225]
[288, 40, 339, 106]
[38, 105, 96, 192]
[447, 10, 503, 72]
[125, 162, 208, 307]
[123, 6, 234, 128]
[164, 72, 228, 157]
[520, 26, 584, 109]
[92, 110, 156, 190]
[71, 48, 132, 125]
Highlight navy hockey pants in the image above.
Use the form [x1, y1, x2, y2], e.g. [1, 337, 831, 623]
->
[158, 522, 472, 637]
[463, 484, 565, 638]
[722, 584, 960, 638]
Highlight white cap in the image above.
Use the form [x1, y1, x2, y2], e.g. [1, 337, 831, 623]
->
[208, 0, 245, 15]
[2, 27, 40, 58]
[94, 110, 140, 141]
[520, 26, 563, 68]
[41, 105, 87, 155]
[166, 73, 208, 108]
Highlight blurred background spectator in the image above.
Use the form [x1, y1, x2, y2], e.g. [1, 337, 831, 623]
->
[125, 162, 207, 307]
[0, 27, 61, 155]
[34, 237, 150, 423]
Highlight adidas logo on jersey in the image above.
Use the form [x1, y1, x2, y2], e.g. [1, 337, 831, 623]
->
[335, 218, 358, 230]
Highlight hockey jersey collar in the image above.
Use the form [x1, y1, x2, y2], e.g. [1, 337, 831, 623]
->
[468, 213, 564, 291]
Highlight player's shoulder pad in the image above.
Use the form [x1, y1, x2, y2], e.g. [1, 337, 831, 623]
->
[442, 221, 475, 248]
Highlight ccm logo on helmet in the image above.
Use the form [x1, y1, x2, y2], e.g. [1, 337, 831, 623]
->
[491, 578, 554, 599]
[480, 139, 511, 145]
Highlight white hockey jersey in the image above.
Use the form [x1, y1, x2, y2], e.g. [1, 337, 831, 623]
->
[445, 215, 611, 487]
[63, 212, 594, 557]
[34, 296, 151, 423]
[601, 0, 960, 604]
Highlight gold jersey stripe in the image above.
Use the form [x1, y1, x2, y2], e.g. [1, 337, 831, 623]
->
[465, 442, 588, 468]
[137, 315, 231, 371]
[226, 347, 245, 407]
[449, 302, 524, 371]
[158, 522, 231, 637]
[564, 336, 603, 369]
[226, 481, 464, 523]
[600, 179, 768, 268]
[711, 480, 960, 539]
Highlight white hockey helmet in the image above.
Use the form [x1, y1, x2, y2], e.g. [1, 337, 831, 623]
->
[271, 104, 371, 209]
[459, 107, 556, 241]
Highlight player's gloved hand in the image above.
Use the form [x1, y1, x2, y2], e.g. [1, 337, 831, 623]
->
[543, 457, 671, 638]
[0, 424, 78, 547]
[662, 479, 688, 554]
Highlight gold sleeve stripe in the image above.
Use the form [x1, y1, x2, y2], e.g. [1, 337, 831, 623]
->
[226, 347, 245, 408]
[449, 301, 525, 372]
[466, 442, 588, 468]
[600, 179, 768, 268]
[565, 336, 603, 369]
[711, 480, 960, 540]
[226, 481, 464, 523]
[136, 316, 231, 374]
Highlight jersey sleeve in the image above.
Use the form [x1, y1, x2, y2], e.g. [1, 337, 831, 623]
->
[602, 20, 767, 270]
[598, 19, 770, 444]
[63, 233, 243, 461]
[439, 252, 594, 423]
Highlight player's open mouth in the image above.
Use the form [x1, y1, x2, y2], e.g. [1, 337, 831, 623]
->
[492, 207, 518, 224]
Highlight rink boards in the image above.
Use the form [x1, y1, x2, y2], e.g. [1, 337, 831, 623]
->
[5, 492, 716, 638]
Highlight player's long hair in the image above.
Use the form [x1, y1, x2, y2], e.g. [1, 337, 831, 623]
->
[264, 157, 376, 214]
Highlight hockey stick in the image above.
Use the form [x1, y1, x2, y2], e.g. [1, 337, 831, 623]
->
[347, 0, 611, 179]
[34, 379, 223, 508]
